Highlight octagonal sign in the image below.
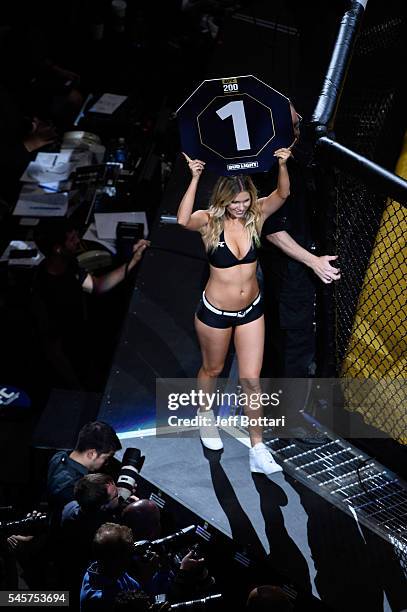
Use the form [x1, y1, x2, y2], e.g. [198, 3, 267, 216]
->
[177, 75, 293, 175]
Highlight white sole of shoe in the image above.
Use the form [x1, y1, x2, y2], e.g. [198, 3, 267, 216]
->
[200, 437, 224, 451]
[250, 463, 283, 474]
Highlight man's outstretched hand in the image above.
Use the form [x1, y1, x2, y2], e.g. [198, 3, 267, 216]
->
[131, 239, 150, 265]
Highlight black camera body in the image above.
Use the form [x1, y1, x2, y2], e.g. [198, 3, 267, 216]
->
[116, 222, 144, 263]
[189, 543, 202, 559]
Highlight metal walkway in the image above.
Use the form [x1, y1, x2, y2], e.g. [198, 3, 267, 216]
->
[263, 433, 407, 574]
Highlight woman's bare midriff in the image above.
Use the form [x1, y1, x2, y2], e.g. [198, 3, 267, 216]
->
[205, 262, 259, 310]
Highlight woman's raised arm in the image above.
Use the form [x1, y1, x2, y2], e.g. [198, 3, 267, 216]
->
[177, 153, 209, 231]
[258, 148, 291, 219]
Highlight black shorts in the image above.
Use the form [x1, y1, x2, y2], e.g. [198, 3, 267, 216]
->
[196, 292, 263, 329]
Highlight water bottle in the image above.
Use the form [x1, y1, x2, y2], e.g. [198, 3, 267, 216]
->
[114, 137, 129, 167]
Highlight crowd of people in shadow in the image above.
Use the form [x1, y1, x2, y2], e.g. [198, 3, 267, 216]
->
[0, 9, 170, 415]
[2, 420, 405, 611]
[0, 16, 108, 408]
[0, 17, 84, 204]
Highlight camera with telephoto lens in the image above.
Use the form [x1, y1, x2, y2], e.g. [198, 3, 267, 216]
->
[133, 525, 197, 564]
[152, 593, 223, 610]
[0, 512, 48, 537]
[116, 447, 145, 503]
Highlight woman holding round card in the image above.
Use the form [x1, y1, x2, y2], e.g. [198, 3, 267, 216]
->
[177, 148, 291, 475]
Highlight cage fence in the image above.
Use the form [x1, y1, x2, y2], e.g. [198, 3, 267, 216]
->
[314, 2, 406, 444]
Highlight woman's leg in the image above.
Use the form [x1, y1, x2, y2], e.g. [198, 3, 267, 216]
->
[234, 315, 265, 446]
[194, 315, 233, 405]
[194, 316, 233, 450]
[234, 315, 282, 474]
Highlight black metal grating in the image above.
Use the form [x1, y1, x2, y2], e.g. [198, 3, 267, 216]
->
[262, 434, 407, 574]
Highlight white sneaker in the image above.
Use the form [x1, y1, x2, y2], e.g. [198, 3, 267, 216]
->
[249, 443, 283, 475]
[198, 409, 223, 451]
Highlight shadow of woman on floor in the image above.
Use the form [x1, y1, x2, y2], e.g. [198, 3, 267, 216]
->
[252, 473, 312, 596]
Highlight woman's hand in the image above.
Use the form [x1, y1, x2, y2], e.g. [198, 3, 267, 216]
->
[274, 147, 292, 166]
[182, 152, 205, 178]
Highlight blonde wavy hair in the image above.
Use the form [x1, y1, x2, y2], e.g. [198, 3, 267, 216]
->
[201, 175, 262, 252]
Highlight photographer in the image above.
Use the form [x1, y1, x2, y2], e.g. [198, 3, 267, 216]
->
[80, 523, 141, 612]
[47, 421, 122, 526]
[63, 474, 122, 528]
[0, 510, 48, 589]
[122, 507, 215, 603]
[0, 534, 18, 589]
[59, 474, 127, 593]
[131, 545, 215, 605]
[168, 547, 215, 604]
[121, 500, 165, 593]
[53, 444, 142, 594]
[31, 219, 149, 390]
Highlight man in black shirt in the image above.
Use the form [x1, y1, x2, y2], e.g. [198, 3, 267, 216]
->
[260, 106, 340, 379]
[259, 106, 340, 436]
[47, 421, 121, 523]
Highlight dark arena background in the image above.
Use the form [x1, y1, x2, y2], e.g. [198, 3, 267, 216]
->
[0, 1, 406, 611]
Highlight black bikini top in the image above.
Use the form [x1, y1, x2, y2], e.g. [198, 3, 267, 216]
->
[207, 230, 257, 269]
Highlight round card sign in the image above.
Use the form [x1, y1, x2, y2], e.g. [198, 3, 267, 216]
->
[177, 75, 293, 175]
